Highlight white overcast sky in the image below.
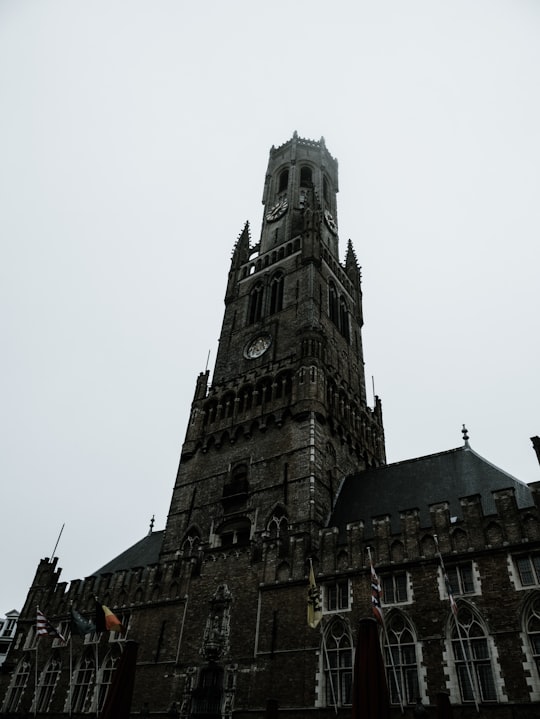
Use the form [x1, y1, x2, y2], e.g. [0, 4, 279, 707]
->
[1, 0, 539, 613]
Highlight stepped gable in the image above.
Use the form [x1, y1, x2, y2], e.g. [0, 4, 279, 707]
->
[92, 530, 164, 575]
[330, 444, 534, 539]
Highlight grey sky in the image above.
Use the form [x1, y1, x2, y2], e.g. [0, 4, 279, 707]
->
[1, 0, 539, 614]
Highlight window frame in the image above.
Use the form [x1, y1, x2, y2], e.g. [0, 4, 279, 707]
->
[323, 579, 351, 614]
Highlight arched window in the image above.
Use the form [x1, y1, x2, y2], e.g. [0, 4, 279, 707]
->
[97, 650, 120, 712]
[248, 282, 264, 324]
[255, 378, 272, 406]
[269, 272, 284, 314]
[238, 385, 253, 413]
[71, 651, 96, 713]
[218, 518, 251, 547]
[182, 528, 201, 555]
[323, 175, 330, 202]
[450, 606, 497, 703]
[278, 168, 289, 193]
[328, 281, 338, 324]
[300, 166, 312, 186]
[525, 595, 540, 680]
[384, 612, 420, 705]
[339, 297, 350, 342]
[267, 508, 289, 539]
[36, 655, 61, 713]
[2, 655, 31, 714]
[323, 618, 353, 707]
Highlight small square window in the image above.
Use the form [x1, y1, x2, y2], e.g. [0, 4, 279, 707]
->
[446, 563, 475, 595]
[324, 580, 350, 612]
[381, 572, 408, 604]
[515, 554, 540, 587]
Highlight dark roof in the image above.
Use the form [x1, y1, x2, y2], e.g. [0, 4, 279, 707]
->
[329, 444, 533, 540]
[92, 530, 164, 575]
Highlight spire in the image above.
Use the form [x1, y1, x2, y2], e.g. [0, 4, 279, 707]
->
[345, 239, 361, 288]
[231, 221, 251, 269]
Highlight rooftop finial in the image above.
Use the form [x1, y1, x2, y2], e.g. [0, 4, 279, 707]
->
[462, 424, 470, 446]
[148, 515, 155, 535]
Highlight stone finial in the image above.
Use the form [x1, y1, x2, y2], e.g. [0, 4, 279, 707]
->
[462, 424, 470, 446]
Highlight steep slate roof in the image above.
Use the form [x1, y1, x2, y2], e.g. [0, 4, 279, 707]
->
[329, 444, 533, 540]
[92, 530, 164, 575]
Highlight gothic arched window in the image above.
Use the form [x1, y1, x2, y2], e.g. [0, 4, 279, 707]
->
[278, 168, 289, 193]
[328, 281, 338, 325]
[384, 612, 420, 705]
[339, 298, 350, 342]
[71, 651, 96, 713]
[267, 508, 289, 540]
[248, 282, 264, 324]
[97, 650, 120, 712]
[450, 606, 497, 703]
[269, 272, 284, 315]
[525, 595, 540, 679]
[323, 175, 330, 202]
[323, 618, 353, 707]
[36, 655, 61, 713]
[2, 655, 31, 714]
[300, 166, 312, 186]
[182, 528, 202, 555]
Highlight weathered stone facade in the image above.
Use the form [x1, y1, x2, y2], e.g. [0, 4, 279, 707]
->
[1, 135, 539, 718]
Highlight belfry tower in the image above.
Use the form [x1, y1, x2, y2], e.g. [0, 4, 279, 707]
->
[161, 133, 385, 561]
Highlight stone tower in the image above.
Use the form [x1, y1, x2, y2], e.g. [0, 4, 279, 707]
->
[160, 133, 385, 562]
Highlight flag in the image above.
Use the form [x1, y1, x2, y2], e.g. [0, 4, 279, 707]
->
[95, 601, 125, 634]
[370, 561, 384, 625]
[36, 608, 66, 643]
[70, 607, 96, 636]
[444, 572, 458, 616]
[307, 563, 322, 628]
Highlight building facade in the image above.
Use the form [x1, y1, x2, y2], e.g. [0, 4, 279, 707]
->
[0, 611, 19, 668]
[1, 134, 539, 718]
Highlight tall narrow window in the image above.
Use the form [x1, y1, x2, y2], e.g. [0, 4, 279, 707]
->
[324, 618, 353, 707]
[384, 613, 419, 705]
[248, 282, 264, 324]
[36, 656, 61, 713]
[97, 651, 120, 711]
[525, 596, 540, 679]
[278, 169, 289, 193]
[71, 652, 96, 713]
[451, 606, 497, 703]
[323, 175, 330, 202]
[339, 298, 350, 342]
[300, 166, 312, 186]
[2, 656, 31, 714]
[328, 281, 338, 324]
[269, 273, 284, 314]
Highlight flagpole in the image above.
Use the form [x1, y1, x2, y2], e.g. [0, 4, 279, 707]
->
[69, 633, 73, 717]
[367, 548, 404, 714]
[434, 535, 480, 713]
[50, 523, 65, 560]
[34, 607, 39, 718]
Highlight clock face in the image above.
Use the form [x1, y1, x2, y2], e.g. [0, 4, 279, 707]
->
[324, 208, 338, 235]
[245, 334, 272, 359]
[266, 198, 288, 222]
